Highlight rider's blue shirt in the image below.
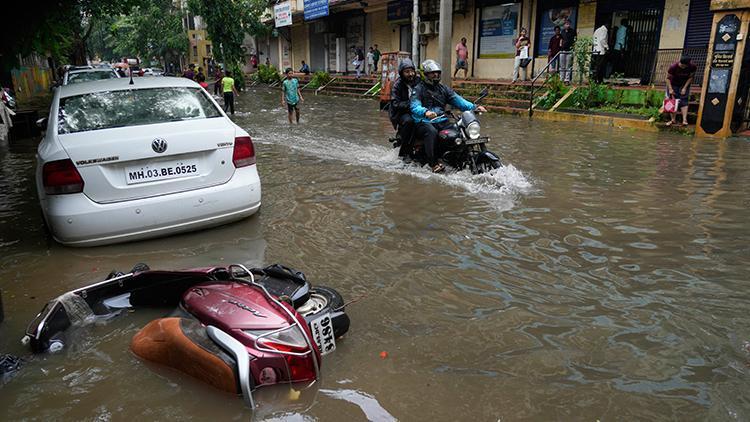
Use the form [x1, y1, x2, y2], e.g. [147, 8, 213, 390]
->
[410, 83, 476, 123]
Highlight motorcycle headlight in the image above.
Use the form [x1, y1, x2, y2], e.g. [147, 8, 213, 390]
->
[466, 122, 481, 139]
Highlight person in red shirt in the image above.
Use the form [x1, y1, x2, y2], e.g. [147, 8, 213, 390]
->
[666, 56, 697, 126]
[548, 26, 562, 75]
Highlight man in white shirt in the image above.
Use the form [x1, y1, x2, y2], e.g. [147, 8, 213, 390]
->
[592, 24, 609, 83]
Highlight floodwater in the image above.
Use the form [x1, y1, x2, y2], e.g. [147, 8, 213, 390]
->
[1, 88, 750, 421]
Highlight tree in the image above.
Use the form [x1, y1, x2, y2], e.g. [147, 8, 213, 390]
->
[100, 0, 187, 66]
[0, 0, 144, 69]
[187, 0, 271, 87]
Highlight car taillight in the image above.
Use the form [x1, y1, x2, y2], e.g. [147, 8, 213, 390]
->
[43, 159, 84, 195]
[232, 136, 256, 168]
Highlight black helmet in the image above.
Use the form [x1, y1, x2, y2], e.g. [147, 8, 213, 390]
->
[421, 59, 442, 85]
[398, 58, 415, 75]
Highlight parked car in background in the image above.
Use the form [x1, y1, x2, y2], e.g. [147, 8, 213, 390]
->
[63, 68, 120, 85]
[142, 68, 164, 76]
[36, 77, 261, 246]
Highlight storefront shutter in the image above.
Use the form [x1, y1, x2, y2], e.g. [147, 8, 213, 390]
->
[684, 0, 712, 48]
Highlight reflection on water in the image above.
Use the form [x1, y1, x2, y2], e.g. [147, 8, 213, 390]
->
[1, 89, 750, 420]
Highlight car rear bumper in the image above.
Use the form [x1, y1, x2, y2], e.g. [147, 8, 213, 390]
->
[41, 166, 261, 247]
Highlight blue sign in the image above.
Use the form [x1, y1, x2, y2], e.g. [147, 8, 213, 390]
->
[304, 0, 329, 21]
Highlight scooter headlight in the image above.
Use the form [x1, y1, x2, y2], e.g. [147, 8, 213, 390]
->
[466, 122, 481, 139]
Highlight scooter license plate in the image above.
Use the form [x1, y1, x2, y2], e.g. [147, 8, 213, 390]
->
[465, 137, 490, 145]
[309, 313, 336, 356]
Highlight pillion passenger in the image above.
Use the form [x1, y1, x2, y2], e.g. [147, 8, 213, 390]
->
[389, 58, 421, 158]
[410, 59, 486, 173]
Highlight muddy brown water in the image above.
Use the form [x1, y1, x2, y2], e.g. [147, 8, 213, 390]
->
[1, 88, 749, 421]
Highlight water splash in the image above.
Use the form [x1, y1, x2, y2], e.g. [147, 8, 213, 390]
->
[253, 125, 533, 210]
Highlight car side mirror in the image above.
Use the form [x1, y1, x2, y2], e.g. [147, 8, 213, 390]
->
[36, 117, 48, 131]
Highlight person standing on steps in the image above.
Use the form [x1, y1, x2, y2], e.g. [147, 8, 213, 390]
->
[373, 44, 381, 75]
[592, 23, 609, 83]
[548, 26, 563, 75]
[282, 68, 304, 124]
[560, 20, 576, 84]
[221, 69, 239, 115]
[512, 28, 530, 83]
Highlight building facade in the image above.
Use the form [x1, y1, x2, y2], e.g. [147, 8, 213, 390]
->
[262, 0, 712, 84]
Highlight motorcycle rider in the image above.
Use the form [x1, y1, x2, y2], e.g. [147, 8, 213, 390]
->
[411, 59, 486, 173]
[389, 58, 421, 158]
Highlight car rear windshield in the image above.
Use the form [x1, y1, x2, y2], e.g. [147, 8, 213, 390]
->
[66, 71, 117, 84]
[58, 87, 222, 134]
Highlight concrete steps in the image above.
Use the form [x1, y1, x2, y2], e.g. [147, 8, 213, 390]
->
[317, 75, 379, 97]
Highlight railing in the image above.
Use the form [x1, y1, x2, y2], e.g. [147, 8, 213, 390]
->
[528, 51, 561, 118]
[650, 47, 708, 87]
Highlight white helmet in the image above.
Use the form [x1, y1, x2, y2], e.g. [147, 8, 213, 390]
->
[421, 59, 442, 85]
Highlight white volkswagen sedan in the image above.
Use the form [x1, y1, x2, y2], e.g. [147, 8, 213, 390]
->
[37, 77, 261, 246]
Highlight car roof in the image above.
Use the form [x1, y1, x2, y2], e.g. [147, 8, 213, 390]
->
[59, 77, 201, 98]
[68, 68, 116, 75]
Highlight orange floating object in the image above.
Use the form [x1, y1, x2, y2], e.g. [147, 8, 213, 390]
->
[380, 351, 388, 359]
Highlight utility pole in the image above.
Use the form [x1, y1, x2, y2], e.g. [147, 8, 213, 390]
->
[438, 0, 453, 85]
[412, 0, 419, 63]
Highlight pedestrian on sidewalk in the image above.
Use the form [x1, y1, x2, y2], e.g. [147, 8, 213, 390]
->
[282, 68, 303, 124]
[221, 69, 239, 115]
[613, 20, 630, 75]
[560, 20, 576, 83]
[548, 26, 562, 75]
[454, 37, 469, 79]
[512, 28, 530, 83]
[353, 47, 365, 78]
[367, 47, 375, 75]
[182, 63, 195, 80]
[213, 67, 223, 96]
[373, 44, 381, 74]
[665, 56, 696, 127]
[592, 23, 609, 83]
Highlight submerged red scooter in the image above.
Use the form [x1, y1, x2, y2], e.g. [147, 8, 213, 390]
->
[23, 263, 350, 407]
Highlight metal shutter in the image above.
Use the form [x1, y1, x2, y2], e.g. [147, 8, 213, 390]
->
[684, 0, 712, 48]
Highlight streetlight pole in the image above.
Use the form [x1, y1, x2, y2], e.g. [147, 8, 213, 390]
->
[438, 0, 453, 85]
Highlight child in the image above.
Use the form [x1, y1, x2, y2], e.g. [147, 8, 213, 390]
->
[281, 68, 304, 124]
[366, 47, 375, 75]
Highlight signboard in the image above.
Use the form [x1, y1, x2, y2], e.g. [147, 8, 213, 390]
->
[274, 2, 292, 28]
[700, 14, 740, 135]
[387, 0, 412, 23]
[304, 0, 329, 21]
[478, 3, 519, 58]
[536, 7, 577, 56]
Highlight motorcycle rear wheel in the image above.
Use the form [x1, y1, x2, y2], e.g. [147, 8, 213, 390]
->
[298, 286, 350, 338]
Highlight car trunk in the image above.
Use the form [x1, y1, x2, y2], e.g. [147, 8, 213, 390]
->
[57, 118, 236, 203]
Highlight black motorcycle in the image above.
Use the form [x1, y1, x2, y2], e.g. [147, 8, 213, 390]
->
[389, 88, 502, 174]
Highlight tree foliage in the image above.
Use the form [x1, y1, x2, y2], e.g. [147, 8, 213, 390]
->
[0, 0, 144, 69]
[102, 0, 188, 65]
[187, 0, 270, 67]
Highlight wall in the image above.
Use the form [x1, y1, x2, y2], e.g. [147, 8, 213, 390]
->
[659, 0, 690, 48]
[11, 66, 54, 102]
[291, 24, 309, 70]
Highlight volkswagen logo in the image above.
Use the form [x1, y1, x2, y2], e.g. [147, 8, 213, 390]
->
[151, 138, 168, 153]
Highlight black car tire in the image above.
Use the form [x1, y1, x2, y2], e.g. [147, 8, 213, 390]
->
[301, 286, 350, 339]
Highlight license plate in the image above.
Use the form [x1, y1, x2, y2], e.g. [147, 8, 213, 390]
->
[465, 137, 490, 145]
[125, 160, 198, 184]
[309, 313, 336, 356]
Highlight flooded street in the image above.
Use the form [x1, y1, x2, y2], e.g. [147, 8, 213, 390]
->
[1, 88, 750, 420]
